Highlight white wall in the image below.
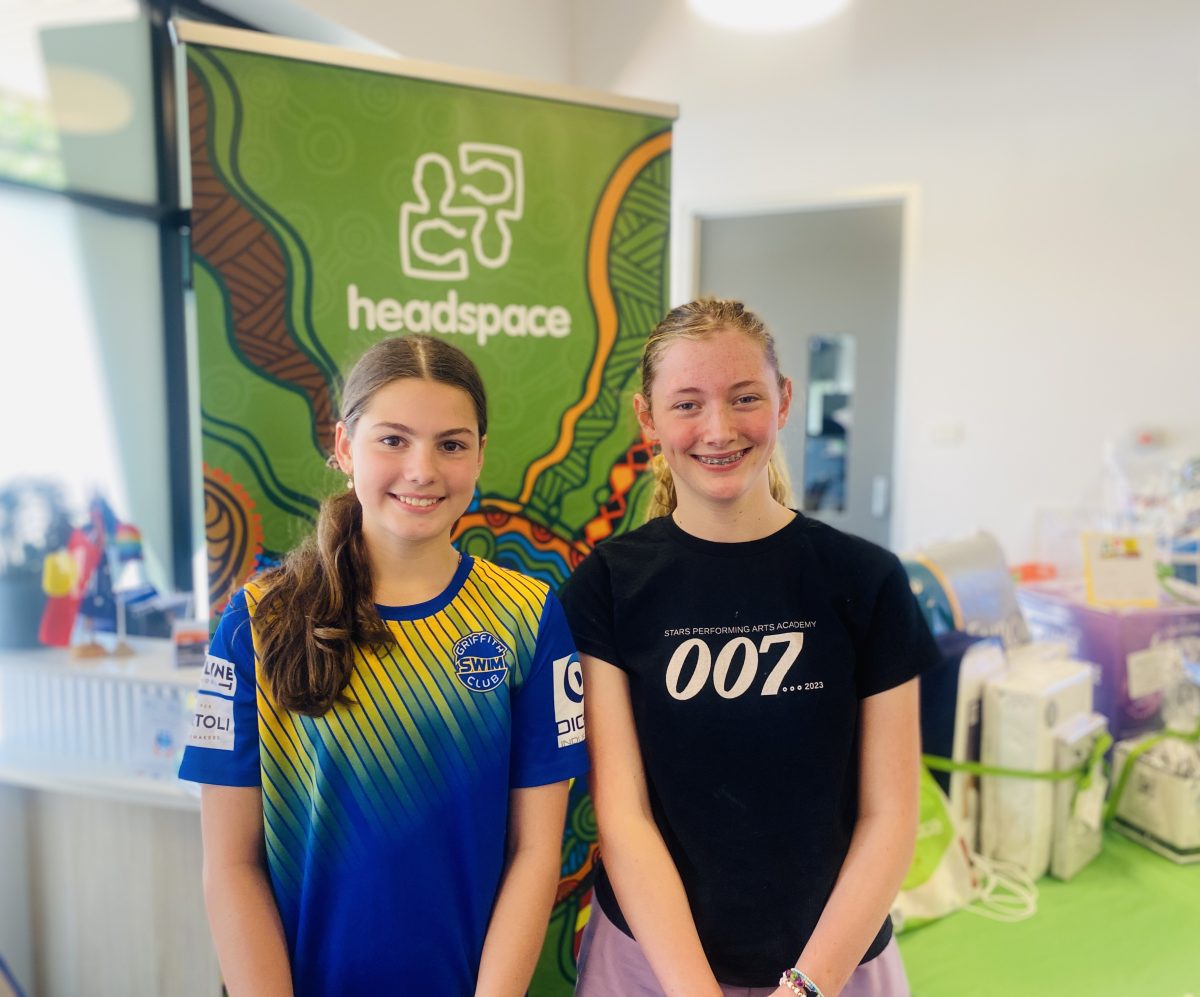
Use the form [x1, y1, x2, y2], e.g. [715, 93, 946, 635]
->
[570, 0, 1200, 562]
[202, 0, 1200, 563]
[284, 0, 573, 82]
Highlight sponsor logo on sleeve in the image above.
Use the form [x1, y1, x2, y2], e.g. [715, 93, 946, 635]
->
[198, 654, 237, 697]
[552, 653, 585, 748]
[185, 694, 235, 751]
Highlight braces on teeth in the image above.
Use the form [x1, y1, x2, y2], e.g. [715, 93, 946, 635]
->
[696, 451, 746, 466]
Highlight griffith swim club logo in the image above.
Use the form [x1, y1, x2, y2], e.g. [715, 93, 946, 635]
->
[346, 141, 574, 346]
[453, 631, 511, 693]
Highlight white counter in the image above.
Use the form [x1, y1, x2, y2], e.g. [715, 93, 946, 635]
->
[0, 640, 219, 997]
[0, 637, 199, 808]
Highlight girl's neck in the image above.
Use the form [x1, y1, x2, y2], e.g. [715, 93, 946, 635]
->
[671, 492, 795, 543]
[364, 529, 462, 607]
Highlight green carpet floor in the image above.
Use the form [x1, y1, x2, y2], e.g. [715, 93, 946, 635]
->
[899, 831, 1200, 996]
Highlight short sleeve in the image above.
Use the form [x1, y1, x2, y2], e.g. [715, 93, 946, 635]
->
[856, 555, 942, 698]
[557, 548, 621, 667]
[177, 589, 261, 786]
[509, 593, 590, 789]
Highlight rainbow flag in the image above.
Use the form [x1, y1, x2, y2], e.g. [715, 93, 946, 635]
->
[112, 523, 143, 562]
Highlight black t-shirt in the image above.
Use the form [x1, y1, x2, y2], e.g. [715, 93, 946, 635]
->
[559, 512, 940, 987]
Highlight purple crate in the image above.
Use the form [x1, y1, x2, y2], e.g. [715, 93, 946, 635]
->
[1017, 582, 1200, 739]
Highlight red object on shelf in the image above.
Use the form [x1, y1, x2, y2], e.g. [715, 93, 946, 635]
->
[37, 527, 103, 647]
[1012, 561, 1058, 585]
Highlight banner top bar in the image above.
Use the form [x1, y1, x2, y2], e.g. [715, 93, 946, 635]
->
[173, 21, 679, 121]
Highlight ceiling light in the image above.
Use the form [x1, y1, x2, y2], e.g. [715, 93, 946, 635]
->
[688, 0, 851, 33]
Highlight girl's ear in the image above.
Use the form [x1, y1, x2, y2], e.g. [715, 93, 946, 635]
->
[777, 378, 794, 429]
[333, 421, 354, 475]
[633, 394, 658, 443]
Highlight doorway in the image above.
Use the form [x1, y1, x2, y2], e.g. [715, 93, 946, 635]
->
[697, 200, 904, 547]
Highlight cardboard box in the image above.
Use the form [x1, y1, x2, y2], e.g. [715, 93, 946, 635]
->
[1112, 737, 1200, 863]
[1049, 712, 1108, 881]
[1017, 582, 1200, 739]
[980, 653, 1094, 879]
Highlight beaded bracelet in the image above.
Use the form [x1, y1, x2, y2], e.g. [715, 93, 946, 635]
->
[779, 967, 825, 997]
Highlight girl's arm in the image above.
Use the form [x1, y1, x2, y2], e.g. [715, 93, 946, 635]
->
[583, 654, 723, 997]
[475, 780, 571, 997]
[779, 677, 921, 997]
[199, 784, 293, 997]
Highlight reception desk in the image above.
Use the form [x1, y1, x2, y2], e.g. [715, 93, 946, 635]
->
[0, 640, 220, 997]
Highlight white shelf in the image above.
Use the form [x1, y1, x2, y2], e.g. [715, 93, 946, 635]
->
[0, 758, 200, 811]
[0, 637, 201, 685]
[0, 638, 204, 809]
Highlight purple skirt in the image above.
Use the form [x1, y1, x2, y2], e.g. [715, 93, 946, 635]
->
[574, 901, 911, 997]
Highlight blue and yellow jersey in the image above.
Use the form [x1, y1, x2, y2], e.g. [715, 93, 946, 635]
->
[179, 554, 588, 996]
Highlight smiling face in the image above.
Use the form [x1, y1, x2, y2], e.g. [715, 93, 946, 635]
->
[636, 326, 792, 518]
[334, 377, 484, 555]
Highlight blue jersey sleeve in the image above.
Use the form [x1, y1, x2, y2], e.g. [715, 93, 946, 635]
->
[177, 589, 261, 787]
[509, 593, 589, 789]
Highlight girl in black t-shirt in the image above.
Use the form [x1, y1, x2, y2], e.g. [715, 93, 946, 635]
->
[561, 298, 936, 997]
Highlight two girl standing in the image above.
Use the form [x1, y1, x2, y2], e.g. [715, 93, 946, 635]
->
[182, 300, 935, 996]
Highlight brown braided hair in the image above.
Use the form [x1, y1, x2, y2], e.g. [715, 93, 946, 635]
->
[253, 335, 486, 715]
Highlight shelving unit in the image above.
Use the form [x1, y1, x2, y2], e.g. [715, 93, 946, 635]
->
[0, 640, 219, 997]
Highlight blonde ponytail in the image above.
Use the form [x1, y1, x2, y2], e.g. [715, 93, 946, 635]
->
[766, 446, 795, 508]
[644, 453, 677, 520]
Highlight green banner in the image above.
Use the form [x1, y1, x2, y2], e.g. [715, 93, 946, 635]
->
[186, 31, 672, 995]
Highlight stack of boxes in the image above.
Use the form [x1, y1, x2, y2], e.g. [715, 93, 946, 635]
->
[978, 646, 1104, 880]
[911, 536, 1200, 881]
[1018, 583, 1200, 864]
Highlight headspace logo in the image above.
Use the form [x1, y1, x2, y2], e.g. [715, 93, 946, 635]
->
[400, 143, 523, 281]
[346, 141, 573, 347]
[348, 285, 570, 347]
